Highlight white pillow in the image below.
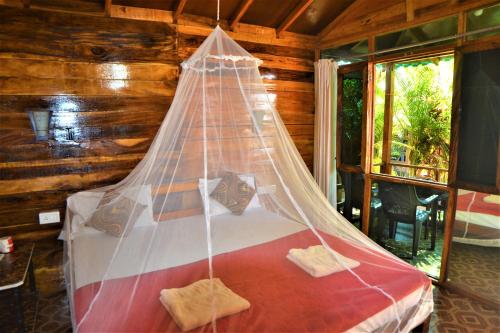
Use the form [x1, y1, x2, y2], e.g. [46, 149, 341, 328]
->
[198, 174, 261, 216]
[67, 191, 105, 235]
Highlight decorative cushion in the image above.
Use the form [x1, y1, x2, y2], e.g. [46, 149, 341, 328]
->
[210, 171, 256, 215]
[86, 192, 147, 237]
[199, 174, 260, 216]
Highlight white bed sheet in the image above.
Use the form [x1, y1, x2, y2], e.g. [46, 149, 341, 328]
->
[69, 207, 307, 289]
[453, 210, 500, 247]
[455, 210, 499, 229]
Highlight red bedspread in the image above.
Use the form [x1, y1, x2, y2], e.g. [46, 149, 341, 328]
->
[74, 230, 430, 332]
[457, 192, 500, 216]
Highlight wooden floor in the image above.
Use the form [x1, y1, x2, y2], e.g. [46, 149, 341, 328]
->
[0, 239, 499, 333]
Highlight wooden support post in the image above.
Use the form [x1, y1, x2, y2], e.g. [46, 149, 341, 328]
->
[361, 175, 372, 235]
[439, 187, 457, 283]
[368, 35, 375, 55]
[406, 0, 415, 21]
[173, 0, 188, 23]
[104, 0, 112, 17]
[336, 73, 343, 170]
[448, 51, 463, 186]
[497, 138, 500, 192]
[381, 63, 394, 175]
[457, 11, 466, 46]
[230, 0, 254, 30]
[276, 0, 314, 38]
[361, 62, 373, 174]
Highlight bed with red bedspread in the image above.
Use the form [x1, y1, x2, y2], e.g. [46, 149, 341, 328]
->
[72, 228, 432, 332]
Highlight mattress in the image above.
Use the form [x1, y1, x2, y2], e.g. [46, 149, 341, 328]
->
[453, 191, 500, 247]
[69, 207, 308, 289]
[67, 208, 432, 332]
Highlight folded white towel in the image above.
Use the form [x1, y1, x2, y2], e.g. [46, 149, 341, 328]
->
[287, 245, 360, 277]
[160, 278, 250, 332]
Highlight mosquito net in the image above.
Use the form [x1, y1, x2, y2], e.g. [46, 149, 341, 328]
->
[62, 26, 433, 333]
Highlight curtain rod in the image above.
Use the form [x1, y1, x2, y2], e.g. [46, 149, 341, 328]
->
[332, 24, 500, 60]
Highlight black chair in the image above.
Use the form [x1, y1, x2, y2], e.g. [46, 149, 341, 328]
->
[416, 187, 449, 251]
[378, 182, 438, 258]
[340, 172, 365, 227]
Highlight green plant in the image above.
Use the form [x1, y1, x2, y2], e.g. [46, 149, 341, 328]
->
[392, 61, 453, 173]
[341, 77, 363, 165]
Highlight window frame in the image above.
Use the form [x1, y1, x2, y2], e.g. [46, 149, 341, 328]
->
[325, 10, 500, 283]
[336, 61, 369, 174]
[371, 50, 456, 185]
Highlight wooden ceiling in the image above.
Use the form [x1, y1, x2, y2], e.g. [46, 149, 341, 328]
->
[113, 0, 355, 35]
[14, 0, 355, 36]
[6, 0, 494, 46]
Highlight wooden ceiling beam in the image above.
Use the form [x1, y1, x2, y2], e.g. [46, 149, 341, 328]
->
[104, 0, 112, 17]
[276, 0, 314, 37]
[406, 0, 415, 21]
[173, 0, 188, 23]
[318, 0, 361, 40]
[229, 0, 254, 30]
[110, 5, 173, 23]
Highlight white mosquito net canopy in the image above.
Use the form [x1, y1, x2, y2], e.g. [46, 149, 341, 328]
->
[63, 26, 433, 333]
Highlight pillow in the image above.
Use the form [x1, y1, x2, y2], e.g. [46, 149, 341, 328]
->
[199, 174, 260, 216]
[86, 192, 147, 237]
[69, 185, 154, 231]
[67, 191, 105, 228]
[210, 171, 256, 215]
[119, 184, 154, 227]
[199, 178, 233, 216]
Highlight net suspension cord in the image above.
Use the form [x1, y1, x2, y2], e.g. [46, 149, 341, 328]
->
[217, 0, 220, 23]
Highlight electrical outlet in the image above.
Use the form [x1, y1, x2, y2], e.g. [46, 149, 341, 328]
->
[39, 210, 60, 224]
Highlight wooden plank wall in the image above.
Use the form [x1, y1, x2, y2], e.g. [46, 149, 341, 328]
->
[0, 6, 315, 238]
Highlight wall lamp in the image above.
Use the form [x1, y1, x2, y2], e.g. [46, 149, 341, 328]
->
[28, 109, 52, 141]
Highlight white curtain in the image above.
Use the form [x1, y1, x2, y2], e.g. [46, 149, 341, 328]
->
[314, 59, 338, 207]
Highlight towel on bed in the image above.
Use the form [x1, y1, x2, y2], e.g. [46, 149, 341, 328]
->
[159, 278, 250, 331]
[287, 245, 360, 277]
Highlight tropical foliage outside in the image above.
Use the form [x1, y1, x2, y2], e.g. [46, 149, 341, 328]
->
[373, 57, 454, 182]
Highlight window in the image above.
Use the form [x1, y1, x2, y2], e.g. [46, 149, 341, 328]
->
[375, 16, 458, 55]
[456, 48, 500, 190]
[336, 63, 368, 227]
[466, 3, 500, 40]
[321, 39, 368, 65]
[340, 70, 363, 166]
[372, 55, 454, 183]
[338, 65, 366, 168]
[369, 180, 448, 278]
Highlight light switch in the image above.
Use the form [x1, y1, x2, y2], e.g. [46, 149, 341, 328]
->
[39, 210, 60, 224]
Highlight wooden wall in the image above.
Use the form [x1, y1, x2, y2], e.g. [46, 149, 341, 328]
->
[0, 6, 315, 239]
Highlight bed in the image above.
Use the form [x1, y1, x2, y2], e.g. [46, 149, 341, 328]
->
[453, 190, 500, 247]
[64, 193, 432, 333]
